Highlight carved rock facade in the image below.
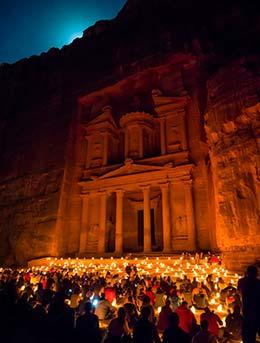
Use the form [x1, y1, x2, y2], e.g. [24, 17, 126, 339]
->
[0, 0, 259, 269]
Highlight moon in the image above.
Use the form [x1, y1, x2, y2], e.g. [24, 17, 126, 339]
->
[68, 31, 83, 43]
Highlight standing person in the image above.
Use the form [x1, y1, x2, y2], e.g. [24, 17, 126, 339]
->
[133, 307, 161, 343]
[162, 312, 190, 343]
[48, 292, 74, 343]
[106, 307, 131, 343]
[76, 302, 101, 343]
[237, 265, 260, 343]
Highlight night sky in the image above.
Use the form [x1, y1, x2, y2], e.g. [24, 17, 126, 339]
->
[0, 0, 126, 64]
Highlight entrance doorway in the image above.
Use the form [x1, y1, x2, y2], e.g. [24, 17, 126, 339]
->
[137, 209, 155, 249]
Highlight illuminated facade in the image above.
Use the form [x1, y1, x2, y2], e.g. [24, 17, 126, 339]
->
[77, 92, 202, 254]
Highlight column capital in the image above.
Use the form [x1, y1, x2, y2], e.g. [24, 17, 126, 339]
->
[98, 190, 110, 198]
[159, 116, 166, 122]
[183, 180, 193, 188]
[115, 189, 125, 196]
[159, 182, 169, 190]
[80, 193, 90, 199]
[139, 184, 151, 191]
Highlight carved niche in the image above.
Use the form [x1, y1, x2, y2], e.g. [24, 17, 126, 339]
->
[83, 106, 119, 168]
[120, 112, 156, 159]
[152, 89, 188, 154]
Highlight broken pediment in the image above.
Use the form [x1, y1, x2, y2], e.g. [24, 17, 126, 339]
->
[98, 160, 167, 180]
[83, 106, 118, 133]
[152, 89, 188, 116]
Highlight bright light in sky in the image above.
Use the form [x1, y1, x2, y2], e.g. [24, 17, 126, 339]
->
[0, 0, 126, 63]
[68, 32, 83, 44]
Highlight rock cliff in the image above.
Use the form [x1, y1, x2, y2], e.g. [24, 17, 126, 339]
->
[0, 0, 259, 268]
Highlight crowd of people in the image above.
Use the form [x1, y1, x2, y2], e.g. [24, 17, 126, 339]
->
[0, 256, 259, 343]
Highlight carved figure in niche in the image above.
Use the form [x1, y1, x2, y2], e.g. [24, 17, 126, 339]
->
[106, 217, 115, 252]
[87, 223, 99, 250]
[129, 128, 139, 158]
[94, 141, 102, 156]
[169, 125, 181, 149]
[175, 215, 187, 235]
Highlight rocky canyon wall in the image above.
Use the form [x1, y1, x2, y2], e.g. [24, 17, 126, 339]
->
[205, 59, 260, 270]
[0, 0, 259, 267]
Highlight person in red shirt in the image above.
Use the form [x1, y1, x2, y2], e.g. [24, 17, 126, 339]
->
[175, 301, 197, 334]
[157, 299, 172, 332]
[200, 307, 222, 337]
[104, 282, 116, 304]
[24, 272, 31, 283]
[145, 287, 156, 306]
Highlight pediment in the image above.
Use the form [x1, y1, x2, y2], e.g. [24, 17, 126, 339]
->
[98, 161, 168, 179]
[152, 90, 188, 116]
[84, 107, 117, 130]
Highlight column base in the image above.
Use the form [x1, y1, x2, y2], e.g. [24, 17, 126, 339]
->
[143, 249, 152, 254]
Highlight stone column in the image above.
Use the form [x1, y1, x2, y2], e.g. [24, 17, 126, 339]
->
[142, 185, 152, 253]
[115, 190, 124, 255]
[98, 192, 108, 254]
[139, 127, 144, 158]
[180, 112, 188, 150]
[160, 183, 171, 253]
[124, 130, 129, 158]
[184, 180, 196, 251]
[79, 194, 89, 254]
[102, 133, 108, 166]
[160, 118, 166, 154]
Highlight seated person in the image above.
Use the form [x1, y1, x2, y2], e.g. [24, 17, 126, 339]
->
[224, 305, 243, 342]
[95, 293, 115, 321]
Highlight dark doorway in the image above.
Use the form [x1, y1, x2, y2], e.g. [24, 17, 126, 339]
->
[137, 209, 156, 248]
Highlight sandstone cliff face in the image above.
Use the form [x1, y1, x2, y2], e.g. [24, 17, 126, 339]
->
[205, 59, 260, 270]
[0, 0, 259, 266]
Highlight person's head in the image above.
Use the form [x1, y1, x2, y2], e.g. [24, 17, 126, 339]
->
[204, 307, 211, 314]
[247, 265, 257, 279]
[37, 282, 43, 291]
[201, 319, 209, 331]
[74, 285, 81, 294]
[168, 312, 179, 328]
[142, 295, 150, 305]
[127, 295, 133, 303]
[233, 305, 240, 315]
[165, 299, 171, 307]
[53, 292, 66, 305]
[118, 307, 126, 321]
[181, 301, 188, 308]
[84, 301, 93, 314]
[141, 306, 151, 320]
